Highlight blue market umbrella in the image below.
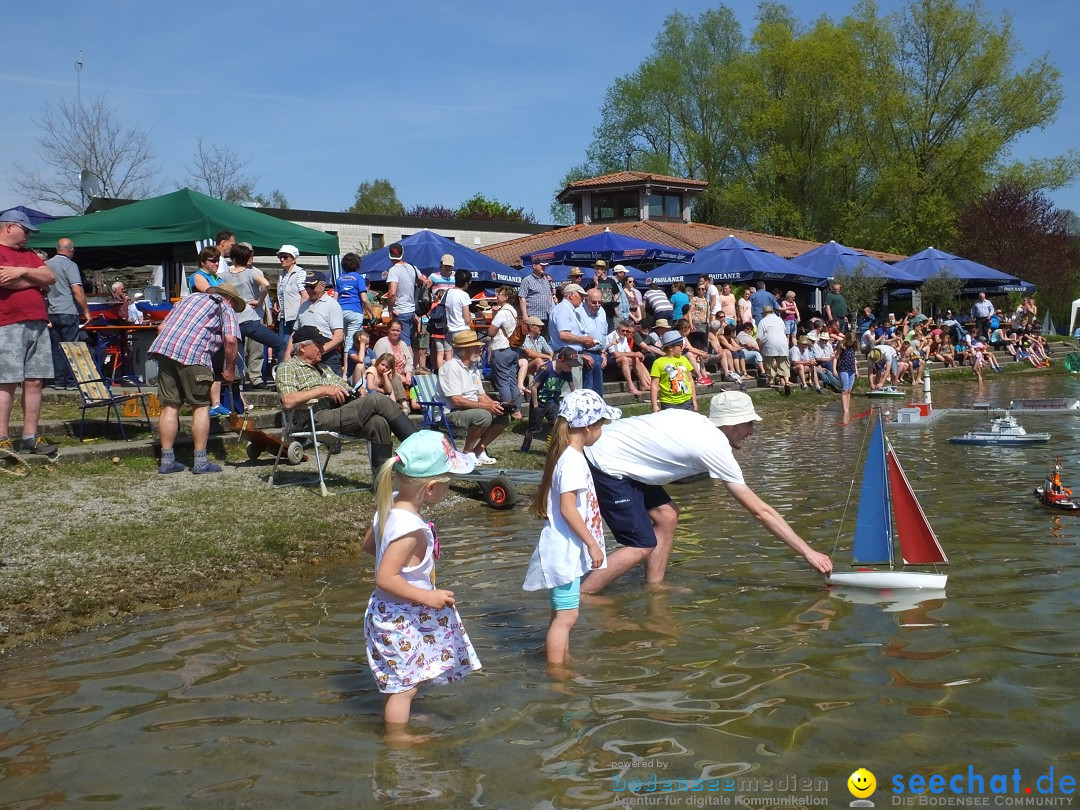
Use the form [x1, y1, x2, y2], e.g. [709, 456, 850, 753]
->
[359, 229, 524, 284]
[650, 235, 830, 287]
[791, 240, 922, 285]
[681, 234, 807, 283]
[522, 228, 694, 266]
[892, 246, 1026, 288]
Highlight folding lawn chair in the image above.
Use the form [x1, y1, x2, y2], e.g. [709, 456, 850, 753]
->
[411, 373, 458, 450]
[60, 341, 153, 441]
[266, 372, 366, 496]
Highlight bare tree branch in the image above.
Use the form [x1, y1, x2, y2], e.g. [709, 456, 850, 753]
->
[10, 96, 163, 213]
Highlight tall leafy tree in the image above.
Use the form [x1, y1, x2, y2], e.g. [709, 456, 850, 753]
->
[568, 1, 1072, 255]
[347, 179, 404, 216]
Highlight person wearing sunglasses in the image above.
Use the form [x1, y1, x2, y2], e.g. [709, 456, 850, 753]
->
[274, 244, 307, 339]
[189, 246, 224, 293]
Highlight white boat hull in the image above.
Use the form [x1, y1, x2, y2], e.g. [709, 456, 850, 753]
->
[828, 571, 948, 590]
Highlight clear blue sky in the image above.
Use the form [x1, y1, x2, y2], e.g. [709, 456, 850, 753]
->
[4, 0, 1077, 226]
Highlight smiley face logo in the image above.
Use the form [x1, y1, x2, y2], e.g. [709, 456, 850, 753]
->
[848, 768, 877, 799]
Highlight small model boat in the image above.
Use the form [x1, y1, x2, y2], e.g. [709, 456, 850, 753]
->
[948, 413, 1050, 445]
[1034, 460, 1080, 511]
[828, 414, 948, 590]
[867, 386, 907, 398]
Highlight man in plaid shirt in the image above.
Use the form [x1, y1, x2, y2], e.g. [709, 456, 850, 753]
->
[149, 284, 245, 474]
[518, 259, 555, 336]
[276, 326, 416, 472]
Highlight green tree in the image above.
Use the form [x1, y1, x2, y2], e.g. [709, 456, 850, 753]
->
[568, 1, 1072, 253]
[456, 193, 536, 224]
[834, 266, 886, 315]
[916, 269, 965, 318]
[347, 179, 403, 216]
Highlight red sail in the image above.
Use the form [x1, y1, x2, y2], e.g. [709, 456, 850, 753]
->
[886, 449, 949, 565]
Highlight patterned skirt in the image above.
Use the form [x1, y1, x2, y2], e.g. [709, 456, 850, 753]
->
[364, 594, 482, 694]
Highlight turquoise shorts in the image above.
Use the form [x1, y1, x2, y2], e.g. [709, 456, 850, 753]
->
[550, 578, 581, 610]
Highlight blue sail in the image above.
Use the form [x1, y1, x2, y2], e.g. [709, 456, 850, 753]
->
[852, 416, 894, 565]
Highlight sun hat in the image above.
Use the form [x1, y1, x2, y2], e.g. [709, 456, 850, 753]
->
[209, 283, 247, 312]
[593, 259, 608, 268]
[819, 332, 832, 340]
[452, 330, 485, 349]
[292, 325, 327, 345]
[555, 347, 581, 367]
[238, 241, 253, 250]
[562, 283, 586, 296]
[524, 316, 544, 327]
[806, 330, 820, 341]
[558, 389, 621, 428]
[568, 267, 584, 277]
[662, 330, 684, 347]
[708, 390, 762, 427]
[304, 270, 328, 285]
[797, 336, 811, 346]
[277, 244, 299, 258]
[653, 318, 671, 329]
[440, 253, 455, 267]
[611, 264, 628, 275]
[394, 430, 475, 478]
[869, 347, 884, 363]
[0, 209, 38, 231]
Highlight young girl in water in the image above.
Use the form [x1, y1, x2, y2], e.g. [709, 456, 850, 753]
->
[363, 430, 482, 741]
[524, 389, 621, 668]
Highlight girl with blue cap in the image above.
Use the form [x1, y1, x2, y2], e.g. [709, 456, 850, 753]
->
[524, 389, 621, 671]
[362, 430, 481, 742]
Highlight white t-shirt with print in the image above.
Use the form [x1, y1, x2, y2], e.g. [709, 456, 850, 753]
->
[585, 411, 745, 486]
[523, 447, 607, 590]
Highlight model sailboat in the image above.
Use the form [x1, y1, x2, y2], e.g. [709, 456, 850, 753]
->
[828, 414, 948, 590]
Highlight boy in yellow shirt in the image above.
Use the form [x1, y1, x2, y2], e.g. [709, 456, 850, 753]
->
[650, 330, 697, 412]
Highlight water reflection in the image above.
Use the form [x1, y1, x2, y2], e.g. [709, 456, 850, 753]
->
[2, 376, 1079, 806]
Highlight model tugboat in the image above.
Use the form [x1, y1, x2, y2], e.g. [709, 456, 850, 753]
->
[1034, 460, 1080, 511]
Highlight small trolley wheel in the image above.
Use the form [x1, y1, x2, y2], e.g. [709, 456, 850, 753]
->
[286, 441, 305, 466]
[245, 442, 262, 461]
[484, 475, 518, 509]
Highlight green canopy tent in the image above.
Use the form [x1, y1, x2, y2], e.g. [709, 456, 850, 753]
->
[28, 188, 339, 294]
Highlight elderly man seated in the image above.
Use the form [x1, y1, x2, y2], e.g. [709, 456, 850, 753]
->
[275, 326, 416, 472]
[437, 329, 509, 465]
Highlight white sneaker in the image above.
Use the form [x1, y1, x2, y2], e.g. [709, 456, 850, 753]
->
[476, 451, 497, 465]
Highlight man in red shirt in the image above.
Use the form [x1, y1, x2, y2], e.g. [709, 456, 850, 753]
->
[0, 210, 57, 457]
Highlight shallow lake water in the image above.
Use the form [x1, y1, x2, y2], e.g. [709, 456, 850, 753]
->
[2, 375, 1079, 808]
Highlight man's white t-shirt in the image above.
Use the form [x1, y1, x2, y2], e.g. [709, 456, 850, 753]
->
[443, 287, 472, 333]
[584, 411, 744, 486]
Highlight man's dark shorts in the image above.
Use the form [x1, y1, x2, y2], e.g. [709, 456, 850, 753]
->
[155, 355, 212, 407]
[588, 462, 672, 549]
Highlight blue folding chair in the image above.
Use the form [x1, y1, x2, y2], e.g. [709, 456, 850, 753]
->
[411, 374, 458, 450]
